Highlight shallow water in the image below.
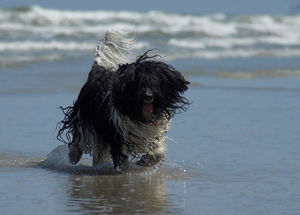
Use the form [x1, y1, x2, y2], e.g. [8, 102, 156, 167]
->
[1, 56, 300, 214]
[1, 2, 300, 214]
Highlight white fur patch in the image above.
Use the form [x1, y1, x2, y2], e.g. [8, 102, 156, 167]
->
[125, 117, 170, 157]
[95, 30, 133, 71]
[105, 90, 128, 140]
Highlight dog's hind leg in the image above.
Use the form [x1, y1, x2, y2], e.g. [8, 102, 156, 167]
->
[91, 137, 112, 166]
[68, 144, 83, 164]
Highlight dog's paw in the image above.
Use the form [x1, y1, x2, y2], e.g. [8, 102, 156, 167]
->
[68, 145, 83, 164]
[136, 153, 165, 167]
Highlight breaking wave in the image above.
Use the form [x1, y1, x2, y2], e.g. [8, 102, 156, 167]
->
[1, 6, 300, 66]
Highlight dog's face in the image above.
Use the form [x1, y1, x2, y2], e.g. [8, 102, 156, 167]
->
[112, 55, 190, 123]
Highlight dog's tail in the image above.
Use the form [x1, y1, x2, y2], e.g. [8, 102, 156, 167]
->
[95, 30, 133, 71]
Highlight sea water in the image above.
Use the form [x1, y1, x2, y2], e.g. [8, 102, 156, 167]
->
[2, 6, 300, 65]
[1, 5, 300, 215]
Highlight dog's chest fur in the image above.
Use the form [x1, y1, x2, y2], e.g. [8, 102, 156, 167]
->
[123, 118, 170, 156]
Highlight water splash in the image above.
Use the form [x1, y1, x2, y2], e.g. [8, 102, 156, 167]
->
[39, 145, 188, 177]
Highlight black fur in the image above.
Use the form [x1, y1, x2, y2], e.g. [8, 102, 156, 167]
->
[57, 51, 190, 168]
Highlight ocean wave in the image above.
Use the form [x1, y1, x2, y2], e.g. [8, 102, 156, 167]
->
[0, 5, 298, 36]
[0, 41, 93, 51]
[164, 48, 300, 60]
[0, 54, 61, 67]
[0, 6, 236, 36]
[2, 41, 300, 67]
[4, 5, 300, 37]
[217, 69, 300, 79]
[1, 6, 300, 65]
[168, 38, 256, 49]
[168, 37, 300, 49]
[0, 40, 148, 51]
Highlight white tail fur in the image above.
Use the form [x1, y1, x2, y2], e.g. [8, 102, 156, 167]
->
[95, 30, 133, 71]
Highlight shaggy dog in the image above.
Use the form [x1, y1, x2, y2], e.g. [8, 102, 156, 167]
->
[57, 30, 189, 169]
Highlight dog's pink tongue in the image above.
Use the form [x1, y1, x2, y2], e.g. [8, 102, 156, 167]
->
[142, 103, 153, 115]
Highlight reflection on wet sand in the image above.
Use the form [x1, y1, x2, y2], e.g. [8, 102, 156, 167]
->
[66, 174, 173, 214]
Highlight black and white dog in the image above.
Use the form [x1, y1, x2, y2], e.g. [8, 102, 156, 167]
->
[57, 30, 189, 169]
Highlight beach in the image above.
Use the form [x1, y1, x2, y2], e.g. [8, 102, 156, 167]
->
[1, 5, 300, 215]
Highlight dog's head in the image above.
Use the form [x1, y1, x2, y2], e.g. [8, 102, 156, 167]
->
[112, 51, 190, 123]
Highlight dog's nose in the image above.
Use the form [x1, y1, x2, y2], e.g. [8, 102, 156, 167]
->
[143, 89, 154, 103]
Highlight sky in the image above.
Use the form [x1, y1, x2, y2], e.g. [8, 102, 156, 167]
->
[1, 0, 300, 15]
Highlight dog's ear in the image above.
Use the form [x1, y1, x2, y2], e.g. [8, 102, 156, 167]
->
[160, 64, 190, 116]
[163, 64, 190, 93]
[135, 50, 190, 94]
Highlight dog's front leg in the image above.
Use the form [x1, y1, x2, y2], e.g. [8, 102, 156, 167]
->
[136, 140, 166, 167]
[109, 139, 129, 169]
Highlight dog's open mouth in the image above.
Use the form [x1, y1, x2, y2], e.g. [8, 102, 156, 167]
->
[142, 103, 154, 116]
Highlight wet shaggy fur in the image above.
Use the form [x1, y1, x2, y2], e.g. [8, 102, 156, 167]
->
[57, 31, 189, 169]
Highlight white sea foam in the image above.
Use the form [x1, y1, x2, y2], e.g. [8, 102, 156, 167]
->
[0, 41, 93, 51]
[168, 38, 256, 49]
[0, 54, 61, 67]
[0, 6, 236, 36]
[163, 48, 300, 60]
[0, 6, 299, 35]
[0, 40, 148, 51]
[218, 69, 300, 79]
